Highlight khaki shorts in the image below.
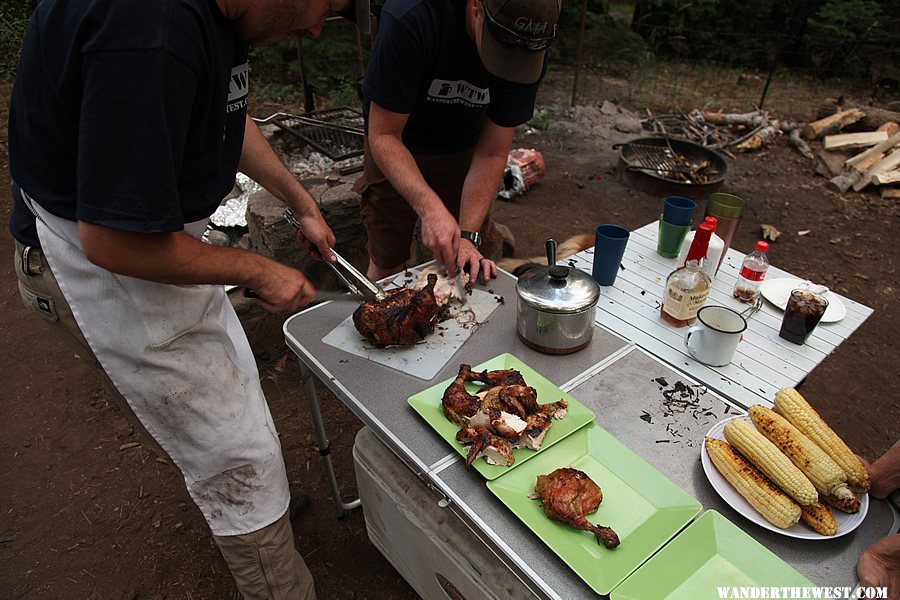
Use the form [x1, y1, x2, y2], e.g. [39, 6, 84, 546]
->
[355, 138, 500, 269]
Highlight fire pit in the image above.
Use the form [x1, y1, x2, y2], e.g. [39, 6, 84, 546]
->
[614, 137, 728, 198]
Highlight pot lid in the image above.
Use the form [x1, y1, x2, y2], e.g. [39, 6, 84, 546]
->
[516, 264, 601, 313]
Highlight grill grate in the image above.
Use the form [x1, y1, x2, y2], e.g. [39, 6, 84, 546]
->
[622, 142, 721, 183]
[269, 108, 364, 161]
[622, 143, 687, 173]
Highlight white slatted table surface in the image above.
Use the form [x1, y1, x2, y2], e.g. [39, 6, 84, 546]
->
[567, 221, 874, 409]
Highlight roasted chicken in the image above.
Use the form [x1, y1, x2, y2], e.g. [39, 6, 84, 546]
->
[352, 273, 445, 347]
[456, 426, 514, 467]
[442, 364, 569, 468]
[530, 467, 620, 548]
[441, 364, 483, 426]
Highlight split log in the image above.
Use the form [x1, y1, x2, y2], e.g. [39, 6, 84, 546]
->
[701, 111, 765, 126]
[824, 131, 888, 150]
[734, 122, 779, 151]
[881, 186, 900, 200]
[815, 150, 847, 178]
[802, 108, 865, 140]
[877, 122, 900, 137]
[846, 131, 900, 167]
[852, 148, 900, 191]
[872, 169, 900, 186]
[828, 153, 883, 194]
[817, 99, 900, 132]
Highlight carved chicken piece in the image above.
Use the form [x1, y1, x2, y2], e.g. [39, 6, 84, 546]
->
[487, 409, 527, 440]
[416, 265, 469, 305]
[456, 426, 514, 468]
[477, 385, 540, 419]
[352, 273, 444, 347]
[466, 367, 526, 388]
[529, 467, 620, 548]
[515, 411, 553, 450]
[441, 364, 483, 426]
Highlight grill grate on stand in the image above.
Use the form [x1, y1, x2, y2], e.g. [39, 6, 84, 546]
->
[622, 143, 687, 173]
[268, 108, 365, 161]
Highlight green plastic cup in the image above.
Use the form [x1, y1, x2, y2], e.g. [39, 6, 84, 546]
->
[657, 217, 691, 258]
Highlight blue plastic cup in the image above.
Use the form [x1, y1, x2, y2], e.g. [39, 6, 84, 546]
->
[662, 196, 697, 227]
[592, 224, 630, 286]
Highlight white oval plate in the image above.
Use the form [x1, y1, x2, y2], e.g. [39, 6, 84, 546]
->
[758, 278, 847, 323]
[701, 416, 868, 539]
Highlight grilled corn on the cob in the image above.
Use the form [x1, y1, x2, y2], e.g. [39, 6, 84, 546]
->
[800, 502, 837, 536]
[748, 405, 855, 502]
[724, 418, 818, 505]
[822, 491, 861, 514]
[705, 437, 801, 529]
[773, 387, 870, 493]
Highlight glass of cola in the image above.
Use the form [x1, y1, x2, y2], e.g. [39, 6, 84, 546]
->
[778, 289, 828, 345]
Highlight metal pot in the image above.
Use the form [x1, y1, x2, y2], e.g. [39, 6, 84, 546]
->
[515, 240, 601, 354]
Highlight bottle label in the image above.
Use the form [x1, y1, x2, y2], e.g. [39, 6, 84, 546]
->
[662, 284, 710, 320]
[739, 266, 766, 281]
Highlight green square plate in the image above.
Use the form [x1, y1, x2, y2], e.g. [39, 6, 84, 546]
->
[486, 423, 701, 595]
[407, 353, 595, 480]
[611, 510, 814, 599]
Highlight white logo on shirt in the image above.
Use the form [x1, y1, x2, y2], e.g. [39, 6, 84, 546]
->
[227, 63, 249, 113]
[427, 79, 490, 107]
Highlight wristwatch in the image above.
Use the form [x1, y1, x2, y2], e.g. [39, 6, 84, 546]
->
[460, 230, 482, 248]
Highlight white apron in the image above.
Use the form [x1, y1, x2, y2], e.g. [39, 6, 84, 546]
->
[28, 197, 289, 536]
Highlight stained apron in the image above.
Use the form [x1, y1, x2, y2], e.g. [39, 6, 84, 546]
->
[27, 196, 289, 536]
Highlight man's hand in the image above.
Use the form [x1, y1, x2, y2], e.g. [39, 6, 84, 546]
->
[856, 534, 900, 595]
[420, 204, 460, 275]
[458, 238, 497, 284]
[249, 262, 317, 313]
[291, 210, 337, 263]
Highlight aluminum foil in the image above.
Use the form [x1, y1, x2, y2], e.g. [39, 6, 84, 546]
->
[209, 172, 261, 227]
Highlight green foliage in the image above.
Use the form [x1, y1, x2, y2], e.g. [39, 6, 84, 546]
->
[249, 23, 365, 111]
[806, 0, 883, 76]
[0, 0, 32, 77]
[554, 1, 651, 74]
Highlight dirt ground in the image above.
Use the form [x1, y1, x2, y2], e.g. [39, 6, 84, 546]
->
[2, 76, 899, 599]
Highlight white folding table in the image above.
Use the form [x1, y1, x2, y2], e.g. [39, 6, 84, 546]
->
[565, 220, 874, 409]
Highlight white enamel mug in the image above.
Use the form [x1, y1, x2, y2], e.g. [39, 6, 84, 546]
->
[684, 306, 747, 367]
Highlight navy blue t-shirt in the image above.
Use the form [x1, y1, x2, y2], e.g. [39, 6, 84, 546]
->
[8, 0, 248, 247]
[361, 0, 544, 155]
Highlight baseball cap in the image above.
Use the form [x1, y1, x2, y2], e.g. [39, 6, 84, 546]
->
[479, 0, 561, 85]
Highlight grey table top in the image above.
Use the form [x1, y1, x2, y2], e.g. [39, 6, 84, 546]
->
[284, 269, 895, 599]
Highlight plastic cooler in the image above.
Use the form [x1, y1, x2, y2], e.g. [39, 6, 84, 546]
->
[353, 426, 537, 600]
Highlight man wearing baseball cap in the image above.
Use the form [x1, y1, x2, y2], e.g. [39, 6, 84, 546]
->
[356, 0, 561, 284]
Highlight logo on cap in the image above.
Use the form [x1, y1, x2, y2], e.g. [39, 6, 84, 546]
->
[514, 17, 550, 36]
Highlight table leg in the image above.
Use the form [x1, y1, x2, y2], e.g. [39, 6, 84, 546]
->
[298, 360, 362, 518]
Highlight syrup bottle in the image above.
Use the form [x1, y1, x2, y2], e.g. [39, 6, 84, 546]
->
[660, 220, 714, 327]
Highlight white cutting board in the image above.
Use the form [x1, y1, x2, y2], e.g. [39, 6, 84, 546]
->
[321, 271, 504, 380]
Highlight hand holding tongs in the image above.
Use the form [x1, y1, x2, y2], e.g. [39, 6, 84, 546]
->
[283, 208, 387, 302]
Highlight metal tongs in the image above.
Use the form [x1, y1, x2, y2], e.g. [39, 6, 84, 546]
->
[283, 209, 387, 302]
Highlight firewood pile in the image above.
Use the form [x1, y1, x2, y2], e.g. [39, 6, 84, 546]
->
[641, 109, 789, 158]
[642, 100, 900, 200]
[802, 100, 900, 200]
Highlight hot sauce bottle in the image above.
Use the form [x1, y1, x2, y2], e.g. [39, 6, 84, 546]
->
[660, 220, 714, 327]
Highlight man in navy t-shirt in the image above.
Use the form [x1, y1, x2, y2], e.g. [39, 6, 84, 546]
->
[357, 0, 560, 284]
[7, 0, 369, 597]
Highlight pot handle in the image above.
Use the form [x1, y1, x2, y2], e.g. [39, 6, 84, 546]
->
[545, 239, 557, 267]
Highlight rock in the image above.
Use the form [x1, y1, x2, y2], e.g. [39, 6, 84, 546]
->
[613, 116, 642, 134]
[600, 100, 618, 115]
[240, 179, 367, 360]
